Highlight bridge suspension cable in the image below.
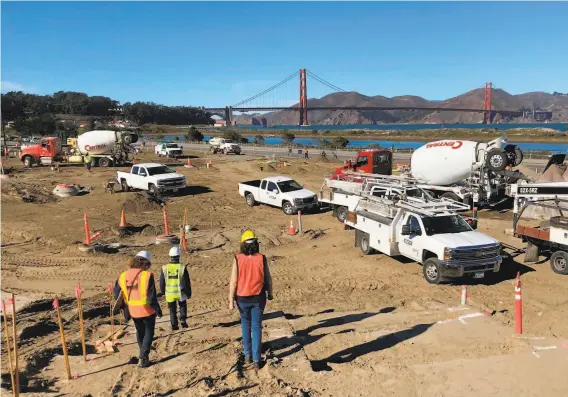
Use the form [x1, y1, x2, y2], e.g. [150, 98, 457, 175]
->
[306, 70, 346, 93]
[232, 70, 300, 107]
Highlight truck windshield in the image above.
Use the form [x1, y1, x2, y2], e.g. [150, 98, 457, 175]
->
[147, 166, 175, 176]
[277, 180, 303, 193]
[421, 215, 472, 235]
[166, 144, 179, 148]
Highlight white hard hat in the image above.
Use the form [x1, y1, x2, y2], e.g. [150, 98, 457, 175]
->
[169, 246, 181, 257]
[135, 250, 152, 262]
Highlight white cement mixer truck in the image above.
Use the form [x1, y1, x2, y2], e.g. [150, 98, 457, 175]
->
[19, 130, 138, 168]
[407, 136, 528, 206]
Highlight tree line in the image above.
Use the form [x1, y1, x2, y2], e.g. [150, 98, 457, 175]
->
[1, 90, 213, 137]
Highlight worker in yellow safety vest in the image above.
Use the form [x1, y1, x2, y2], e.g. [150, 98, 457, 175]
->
[159, 246, 192, 331]
[114, 250, 162, 368]
[84, 152, 93, 172]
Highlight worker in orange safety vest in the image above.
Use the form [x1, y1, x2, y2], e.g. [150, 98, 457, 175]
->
[114, 250, 162, 368]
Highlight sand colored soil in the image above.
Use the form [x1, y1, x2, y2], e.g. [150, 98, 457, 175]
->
[1, 150, 567, 396]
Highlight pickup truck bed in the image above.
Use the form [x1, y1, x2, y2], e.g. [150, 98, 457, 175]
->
[240, 180, 261, 188]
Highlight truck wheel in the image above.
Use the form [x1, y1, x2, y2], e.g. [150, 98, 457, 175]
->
[336, 206, 348, 223]
[148, 184, 158, 196]
[441, 192, 461, 202]
[23, 156, 35, 168]
[360, 233, 374, 255]
[245, 193, 256, 206]
[550, 251, 568, 275]
[121, 179, 130, 192]
[98, 157, 111, 168]
[486, 149, 508, 172]
[423, 258, 443, 284]
[282, 201, 295, 215]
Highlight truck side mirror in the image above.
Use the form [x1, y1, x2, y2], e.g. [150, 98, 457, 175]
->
[272, 189, 279, 195]
[401, 225, 411, 235]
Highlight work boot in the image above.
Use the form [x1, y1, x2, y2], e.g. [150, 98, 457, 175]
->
[245, 356, 253, 364]
[253, 362, 261, 370]
[181, 321, 188, 329]
[138, 358, 151, 368]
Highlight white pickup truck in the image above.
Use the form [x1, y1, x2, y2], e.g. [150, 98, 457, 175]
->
[238, 176, 318, 215]
[155, 143, 184, 158]
[117, 163, 186, 195]
[346, 195, 502, 284]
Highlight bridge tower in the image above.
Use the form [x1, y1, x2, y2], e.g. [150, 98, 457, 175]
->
[299, 69, 308, 126]
[483, 82, 492, 124]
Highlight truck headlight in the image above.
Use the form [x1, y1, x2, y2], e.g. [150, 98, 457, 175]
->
[444, 248, 452, 261]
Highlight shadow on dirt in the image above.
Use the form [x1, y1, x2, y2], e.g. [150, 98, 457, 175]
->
[309, 323, 433, 372]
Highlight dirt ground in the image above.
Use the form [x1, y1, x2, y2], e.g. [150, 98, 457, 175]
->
[1, 150, 567, 397]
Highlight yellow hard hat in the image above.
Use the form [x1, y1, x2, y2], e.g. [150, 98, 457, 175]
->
[241, 229, 257, 243]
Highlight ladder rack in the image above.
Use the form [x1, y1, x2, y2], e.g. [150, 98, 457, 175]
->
[355, 193, 471, 218]
[323, 172, 420, 195]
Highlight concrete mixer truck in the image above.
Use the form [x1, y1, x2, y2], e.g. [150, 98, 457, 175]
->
[19, 130, 138, 168]
[408, 136, 528, 205]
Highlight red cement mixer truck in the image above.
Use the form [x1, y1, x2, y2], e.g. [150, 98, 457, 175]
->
[19, 130, 138, 168]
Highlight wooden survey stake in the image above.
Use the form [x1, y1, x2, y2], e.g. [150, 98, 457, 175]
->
[2, 300, 17, 397]
[108, 283, 114, 337]
[54, 296, 72, 380]
[75, 285, 87, 361]
[9, 295, 20, 396]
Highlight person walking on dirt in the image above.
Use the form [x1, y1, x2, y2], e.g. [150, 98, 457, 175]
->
[84, 152, 93, 172]
[304, 149, 309, 160]
[288, 147, 292, 156]
[159, 246, 192, 331]
[115, 250, 162, 368]
[228, 230, 273, 369]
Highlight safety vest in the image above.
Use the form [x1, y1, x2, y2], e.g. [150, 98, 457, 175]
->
[84, 155, 92, 165]
[236, 253, 265, 297]
[162, 263, 184, 303]
[118, 269, 155, 318]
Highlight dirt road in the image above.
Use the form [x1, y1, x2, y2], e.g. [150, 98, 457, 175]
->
[1, 150, 567, 396]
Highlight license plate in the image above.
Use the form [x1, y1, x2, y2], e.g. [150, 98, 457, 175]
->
[473, 272, 485, 279]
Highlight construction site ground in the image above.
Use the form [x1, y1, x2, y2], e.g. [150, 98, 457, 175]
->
[1, 150, 567, 397]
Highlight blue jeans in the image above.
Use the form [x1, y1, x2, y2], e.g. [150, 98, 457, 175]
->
[236, 297, 266, 363]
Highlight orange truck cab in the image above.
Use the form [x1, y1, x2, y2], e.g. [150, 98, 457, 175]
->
[333, 149, 393, 177]
[19, 137, 63, 168]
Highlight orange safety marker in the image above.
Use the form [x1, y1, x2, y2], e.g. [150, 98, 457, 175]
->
[514, 272, 522, 334]
[2, 300, 17, 397]
[119, 208, 127, 228]
[461, 285, 468, 305]
[9, 295, 20, 396]
[287, 220, 297, 236]
[84, 213, 103, 245]
[53, 296, 72, 380]
[163, 205, 170, 235]
[75, 285, 87, 362]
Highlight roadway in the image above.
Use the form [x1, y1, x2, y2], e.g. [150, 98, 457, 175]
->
[146, 141, 550, 171]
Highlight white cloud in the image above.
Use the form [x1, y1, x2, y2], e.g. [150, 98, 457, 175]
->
[1, 81, 35, 93]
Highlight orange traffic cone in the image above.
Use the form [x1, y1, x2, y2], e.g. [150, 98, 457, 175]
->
[187, 159, 191, 166]
[119, 208, 127, 228]
[287, 220, 296, 236]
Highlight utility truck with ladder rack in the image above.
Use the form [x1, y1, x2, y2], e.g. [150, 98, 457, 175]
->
[342, 191, 502, 284]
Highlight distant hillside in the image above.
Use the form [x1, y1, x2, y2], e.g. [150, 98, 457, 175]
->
[234, 88, 568, 126]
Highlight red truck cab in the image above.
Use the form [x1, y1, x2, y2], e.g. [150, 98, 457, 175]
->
[333, 149, 393, 177]
[20, 137, 62, 167]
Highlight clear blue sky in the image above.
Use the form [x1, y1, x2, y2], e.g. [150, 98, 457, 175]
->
[2, 1, 567, 107]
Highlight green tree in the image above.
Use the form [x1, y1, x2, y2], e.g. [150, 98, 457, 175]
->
[186, 126, 204, 142]
[332, 136, 350, 148]
[317, 138, 332, 148]
[281, 132, 295, 144]
[253, 135, 265, 145]
[13, 114, 58, 137]
[311, 129, 319, 136]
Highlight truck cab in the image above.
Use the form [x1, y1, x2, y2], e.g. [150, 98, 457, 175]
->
[20, 137, 63, 167]
[155, 143, 183, 158]
[334, 149, 392, 177]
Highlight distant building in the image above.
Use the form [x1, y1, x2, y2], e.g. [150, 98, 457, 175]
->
[214, 120, 227, 127]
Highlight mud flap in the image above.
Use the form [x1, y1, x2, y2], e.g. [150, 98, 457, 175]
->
[355, 229, 362, 248]
[524, 241, 540, 263]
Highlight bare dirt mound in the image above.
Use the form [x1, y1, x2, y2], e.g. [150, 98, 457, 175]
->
[123, 192, 163, 213]
[1, 179, 58, 204]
